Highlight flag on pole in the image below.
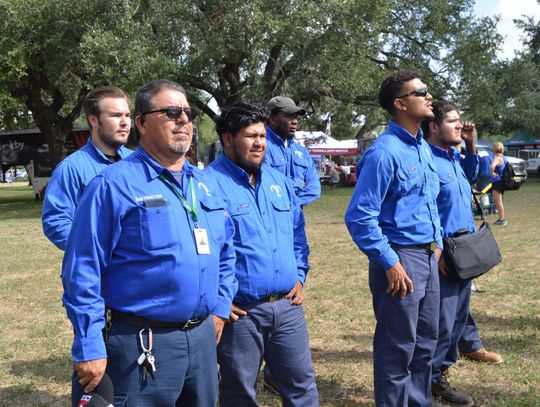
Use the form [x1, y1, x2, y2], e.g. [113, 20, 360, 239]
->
[324, 113, 332, 136]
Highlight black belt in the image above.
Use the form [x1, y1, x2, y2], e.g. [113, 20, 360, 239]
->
[393, 242, 438, 252]
[108, 309, 205, 330]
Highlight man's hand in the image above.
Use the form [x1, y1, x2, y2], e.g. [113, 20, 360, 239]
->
[438, 254, 449, 278]
[229, 303, 248, 323]
[285, 280, 304, 305]
[385, 262, 414, 299]
[461, 121, 477, 151]
[435, 247, 442, 263]
[211, 314, 227, 344]
[75, 358, 107, 393]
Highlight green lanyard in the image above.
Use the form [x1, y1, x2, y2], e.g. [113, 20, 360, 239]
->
[159, 174, 199, 225]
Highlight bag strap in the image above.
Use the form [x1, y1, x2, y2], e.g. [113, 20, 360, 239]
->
[471, 188, 488, 224]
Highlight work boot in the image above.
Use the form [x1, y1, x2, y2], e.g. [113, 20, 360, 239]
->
[460, 347, 503, 364]
[432, 370, 475, 407]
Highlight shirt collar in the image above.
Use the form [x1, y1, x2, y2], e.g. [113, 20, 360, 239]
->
[134, 146, 193, 180]
[265, 125, 296, 147]
[387, 120, 426, 146]
[86, 137, 131, 162]
[429, 143, 460, 161]
[216, 154, 261, 186]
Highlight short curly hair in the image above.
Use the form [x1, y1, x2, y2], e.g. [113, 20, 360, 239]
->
[378, 70, 422, 115]
[215, 102, 269, 144]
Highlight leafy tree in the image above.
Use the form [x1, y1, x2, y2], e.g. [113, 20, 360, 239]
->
[0, 0, 158, 165]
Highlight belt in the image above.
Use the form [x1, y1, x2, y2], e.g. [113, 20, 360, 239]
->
[394, 242, 438, 252]
[236, 293, 287, 307]
[108, 309, 205, 330]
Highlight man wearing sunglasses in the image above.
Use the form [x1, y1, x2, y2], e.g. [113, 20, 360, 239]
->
[264, 96, 320, 207]
[62, 79, 237, 406]
[345, 70, 443, 406]
[42, 86, 133, 251]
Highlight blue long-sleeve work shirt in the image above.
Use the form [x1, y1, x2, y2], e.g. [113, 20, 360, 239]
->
[345, 120, 442, 270]
[205, 155, 309, 305]
[42, 138, 133, 250]
[430, 145, 479, 237]
[62, 147, 237, 362]
[264, 126, 321, 206]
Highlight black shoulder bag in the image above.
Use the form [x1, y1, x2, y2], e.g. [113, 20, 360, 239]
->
[443, 192, 502, 280]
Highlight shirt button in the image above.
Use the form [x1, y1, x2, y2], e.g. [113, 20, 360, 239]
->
[273, 248, 277, 253]
[267, 228, 272, 233]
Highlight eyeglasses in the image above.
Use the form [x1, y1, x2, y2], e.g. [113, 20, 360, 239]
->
[396, 87, 429, 99]
[142, 106, 197, 122]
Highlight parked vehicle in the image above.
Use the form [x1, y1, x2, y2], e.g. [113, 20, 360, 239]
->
[519, 149, 540, 177]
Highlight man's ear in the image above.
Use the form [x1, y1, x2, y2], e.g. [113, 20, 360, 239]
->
[429, 121, 439, 135]
[393, 98, 407, 112]
[88, 114, 99, 129]
[222, 132, 233, 148]
[135, 115, 145, 137]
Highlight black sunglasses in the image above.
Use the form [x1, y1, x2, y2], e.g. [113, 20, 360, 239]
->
[142, 106, 197, 122]
[396, 87, 429, 99]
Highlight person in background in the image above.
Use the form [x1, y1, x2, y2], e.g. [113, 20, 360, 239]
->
[490, 141, 507, 225]
[42, 86, 133, 250]
[345, 70, 442, 406]
[264, 96, 320, 206]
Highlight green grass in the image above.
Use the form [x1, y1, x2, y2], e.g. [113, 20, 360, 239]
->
[1, 180, 539, 406]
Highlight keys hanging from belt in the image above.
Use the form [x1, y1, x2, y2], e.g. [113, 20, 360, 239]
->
[138, 327, 156, 380]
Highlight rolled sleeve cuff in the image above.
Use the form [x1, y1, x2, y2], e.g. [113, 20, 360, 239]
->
[72, 334, 107, 363]
[212, 297, 233, 320]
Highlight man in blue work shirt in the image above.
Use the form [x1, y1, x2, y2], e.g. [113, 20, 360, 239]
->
[422, 101, 501, 407]
[62, 80, 237, 406]
[422, 101, 479, 407]
[42, 86, 133, 250]
[265, 96, 320, 206]
[206, 102, 318, 406]
[345, 70, 442, 407]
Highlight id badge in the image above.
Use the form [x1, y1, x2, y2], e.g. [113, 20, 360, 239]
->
[194, 228, 211, 254]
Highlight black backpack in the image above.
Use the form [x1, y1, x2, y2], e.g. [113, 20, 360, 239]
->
[502, 160, 516, 189]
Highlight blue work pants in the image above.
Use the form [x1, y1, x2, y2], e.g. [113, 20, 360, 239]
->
[369, 246, 439, 407]
[432, 275, 472, 383]
[217, 297, 318, 407]
[458, 311, 484, 353]
[72, 317, 218, 407]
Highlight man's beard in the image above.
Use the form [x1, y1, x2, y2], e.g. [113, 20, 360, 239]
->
[168, 142, 191, 154]
[98, 125, 126, 150]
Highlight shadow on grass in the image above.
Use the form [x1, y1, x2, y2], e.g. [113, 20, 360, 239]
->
[316, 376, 374, 406]
[470, 311, 540, 331]
[0, 386, 65, 407]
[457, 382, 539, 407]
[312, 347, 372, 365]
[8, 355, 72, 385]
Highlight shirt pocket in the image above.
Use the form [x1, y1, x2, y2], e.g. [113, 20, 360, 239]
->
[271, 199, 293, 234]
[228, 204, 258, 243]
[140, 203, 179, 251]
[199, 196, 227, 244]
[396, 162, 422, 196]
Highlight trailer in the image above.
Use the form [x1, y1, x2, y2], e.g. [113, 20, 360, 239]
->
[1, 128, 89, 199]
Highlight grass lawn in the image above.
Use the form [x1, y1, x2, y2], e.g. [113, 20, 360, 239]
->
[1, 179, 539, 406]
